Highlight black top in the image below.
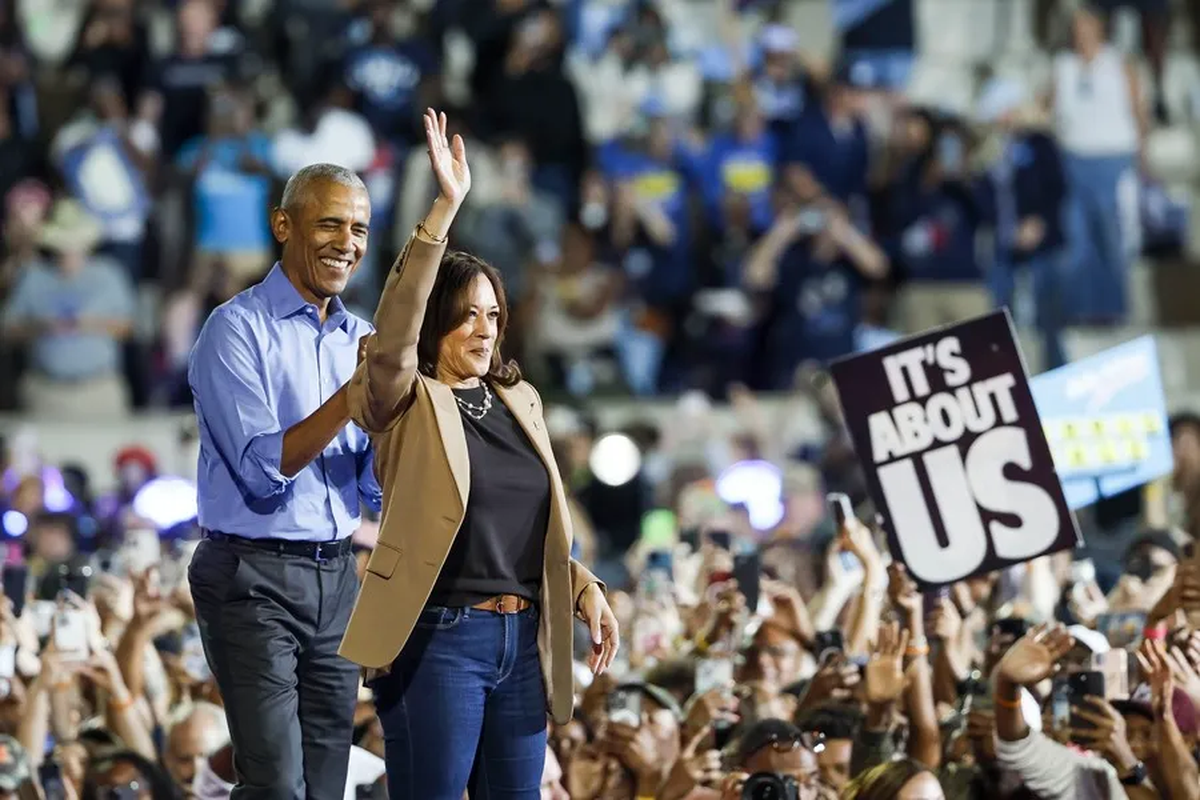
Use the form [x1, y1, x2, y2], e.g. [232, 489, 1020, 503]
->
[429, 383, 550, 607]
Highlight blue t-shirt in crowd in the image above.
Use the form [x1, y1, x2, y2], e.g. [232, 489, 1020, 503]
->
[176, 135, 273, 253]
[765, 239, 862, 381]
[598, 141, 693, 305]
[343, 41, 437, 141]
[699, 130, 776, 232]
[782, 108, 869, 207]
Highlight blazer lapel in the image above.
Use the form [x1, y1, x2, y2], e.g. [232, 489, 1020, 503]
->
[494, 383, 556, 478]
[423, 376, 470, 512]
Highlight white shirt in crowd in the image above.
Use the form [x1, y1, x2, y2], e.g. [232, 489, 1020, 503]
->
[1053, 45, 1139, 158]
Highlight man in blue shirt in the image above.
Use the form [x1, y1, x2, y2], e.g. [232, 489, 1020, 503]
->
[186, 162, 382, 800]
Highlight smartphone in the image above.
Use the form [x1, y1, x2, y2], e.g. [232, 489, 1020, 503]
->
[39, 761, 66, 800]
[0, 644, 14, 679]
[969, 673, 994, 713]
[53, 609, 90, 662]
[29, 600, 55, 638]
[828, 492, 853, 528]
[796, 207, 826, 234]
[938, 133, 964, 171]
[1093, 651, 1129, 700]
[645, 550, 673, 577]
[837, 551, 862, 574]
[1, 564, 27, 618]
[121, 528, 161, 575]
[607, 687, 642, 727]
[1068, 671, 1106, 735]
[708, 531, 732, 552]
[733, 552, 762, 614]
[814, 630, 844, 663]
[695, 657, 734, 695]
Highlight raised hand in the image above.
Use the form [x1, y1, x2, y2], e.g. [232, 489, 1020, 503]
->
[996, 623, 1073, 687]
[1138, 639, 1176, 722]
[1068, 696, 1140, 773]
[864, 620, 910, 706]
[423, 108, 470, 208]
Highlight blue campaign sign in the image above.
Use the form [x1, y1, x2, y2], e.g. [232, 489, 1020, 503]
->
[1029, 336, 1171, 510]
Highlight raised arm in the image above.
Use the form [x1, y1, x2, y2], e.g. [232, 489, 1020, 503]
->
[349, 109, 470, 433]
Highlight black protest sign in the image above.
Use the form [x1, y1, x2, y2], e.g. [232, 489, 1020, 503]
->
[829, 310, 1078, 588]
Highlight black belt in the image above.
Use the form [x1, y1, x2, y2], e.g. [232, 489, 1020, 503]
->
[203, 530, 354, 561]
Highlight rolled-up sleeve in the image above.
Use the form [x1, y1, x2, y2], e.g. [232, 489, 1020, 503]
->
[189, 309, 293, 499]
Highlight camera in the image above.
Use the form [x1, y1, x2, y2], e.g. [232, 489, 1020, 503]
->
[742, 772, 799, 800]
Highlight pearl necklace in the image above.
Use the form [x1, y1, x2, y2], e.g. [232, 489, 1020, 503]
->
[454, 382, 493, 420]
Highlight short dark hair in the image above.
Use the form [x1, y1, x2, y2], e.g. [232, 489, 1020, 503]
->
[735, 718, 803, 766]
[417, 250, 521, 388]
[795, 702, 864, 741]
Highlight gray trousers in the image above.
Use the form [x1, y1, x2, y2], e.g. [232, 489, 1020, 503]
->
[188, 537, 360, 800]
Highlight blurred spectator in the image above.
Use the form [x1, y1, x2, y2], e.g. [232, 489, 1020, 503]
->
[0, 178, 49, 300]
[976, 77, 1069, 368]
[1, 199, 135, 418]
[886, 110, 990, 332]
[176, 85, 272, 300]
[65, 0, 149, 112]
[138, 0, 241, 159]
[743, 194, 888, 390]
[51, 74, 155, 279]
[1051, 3, 1143, 326]
[342, 0, 440, 150]
[271, 78, 376, 179]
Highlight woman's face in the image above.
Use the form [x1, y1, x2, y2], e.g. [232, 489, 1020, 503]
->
[436, 273, 499, 384]
[898, 771, 946, 800]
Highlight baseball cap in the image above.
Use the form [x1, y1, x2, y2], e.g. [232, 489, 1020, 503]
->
[0, 736, 31, 793]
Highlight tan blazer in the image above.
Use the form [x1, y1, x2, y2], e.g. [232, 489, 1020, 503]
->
[337, 231, 600, 726]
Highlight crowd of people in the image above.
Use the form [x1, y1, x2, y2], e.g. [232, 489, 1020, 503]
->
[1, 382, 1200, 799]
[0, 0, 1192, 415]
[5, 0, 1200, 798]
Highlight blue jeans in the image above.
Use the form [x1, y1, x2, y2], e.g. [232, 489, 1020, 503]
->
[1063, 152, 1136, 323]
[372, 605, 547, 800]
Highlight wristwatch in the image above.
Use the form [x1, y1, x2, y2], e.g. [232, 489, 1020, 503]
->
[1119, 761, 1148, 786]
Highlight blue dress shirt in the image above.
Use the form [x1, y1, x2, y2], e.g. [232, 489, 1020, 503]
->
[188, 263, 382, 541]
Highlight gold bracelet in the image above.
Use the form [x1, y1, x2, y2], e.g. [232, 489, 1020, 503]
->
[415, 221, 447, 244]
[905, 645, 930, 658]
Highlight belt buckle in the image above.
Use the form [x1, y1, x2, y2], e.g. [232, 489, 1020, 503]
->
[313, 542, 327, 563]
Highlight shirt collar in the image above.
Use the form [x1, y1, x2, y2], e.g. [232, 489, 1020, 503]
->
[261, 262, 351, 331]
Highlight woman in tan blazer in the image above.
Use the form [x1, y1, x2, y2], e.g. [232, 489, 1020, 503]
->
[338, 109, 620, 799]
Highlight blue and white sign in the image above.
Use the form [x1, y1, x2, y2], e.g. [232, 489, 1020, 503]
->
[1030, 336, 1171, 510]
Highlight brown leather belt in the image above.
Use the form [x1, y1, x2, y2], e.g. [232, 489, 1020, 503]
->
[471, 594, 532, 614]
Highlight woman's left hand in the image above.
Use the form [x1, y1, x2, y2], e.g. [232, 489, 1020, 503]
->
[578, 583, 619, 675]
